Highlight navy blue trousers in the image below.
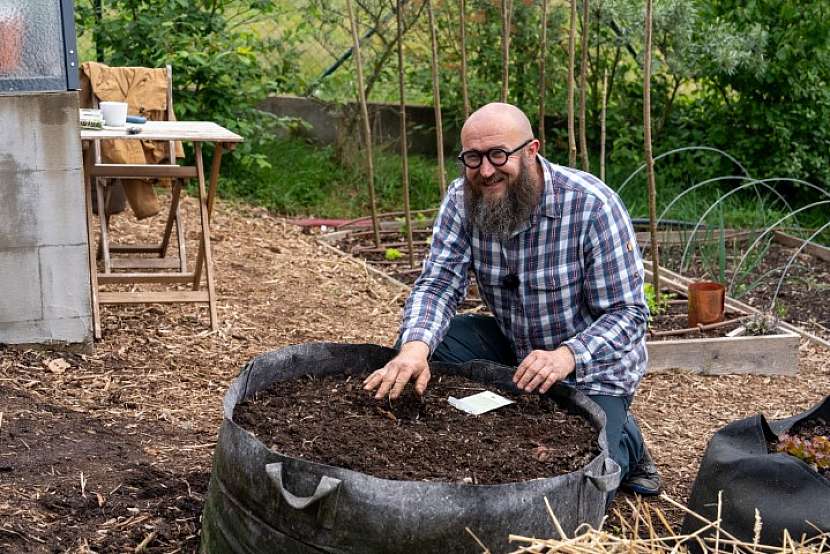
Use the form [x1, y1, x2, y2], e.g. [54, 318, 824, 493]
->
[421, 314, 645, 489]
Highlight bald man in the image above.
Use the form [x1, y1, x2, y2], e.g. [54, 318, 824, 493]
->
[364, 102, 660, 497]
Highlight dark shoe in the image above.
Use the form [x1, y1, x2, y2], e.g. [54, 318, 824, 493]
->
[621, 443, 662, 496]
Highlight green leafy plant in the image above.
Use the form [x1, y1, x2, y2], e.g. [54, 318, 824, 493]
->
[777, 433, 830, 472]
[644, 283, 675, 323]
[384, 248, 403, 261]
[396, 212, 431, 235]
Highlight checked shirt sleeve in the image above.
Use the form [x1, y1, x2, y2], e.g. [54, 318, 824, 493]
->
[562, 193, 649, 383]
[399, 185, 471, 353]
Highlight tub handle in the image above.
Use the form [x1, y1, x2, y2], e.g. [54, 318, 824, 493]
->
[584, 458, 622, 492]
[265, 462, 341, 529]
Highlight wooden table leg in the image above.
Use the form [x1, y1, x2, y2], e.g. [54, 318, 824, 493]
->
[192, 143, 218, 331]
[207, 143, 224, 220]
[95, 179, 112, 273]
[83, 148, 102, 339]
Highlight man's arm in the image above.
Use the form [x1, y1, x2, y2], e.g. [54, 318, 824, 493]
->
[364, 183, 471, 399]
[397, 186, 471, 352]
[514, 191, 648, 393]
[560, 193, 649, 382]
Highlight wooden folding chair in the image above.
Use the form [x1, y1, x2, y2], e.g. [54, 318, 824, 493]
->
[90, 65, 187, 275]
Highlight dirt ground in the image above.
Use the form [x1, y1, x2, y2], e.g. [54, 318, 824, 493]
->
[1, 195, 828, 552]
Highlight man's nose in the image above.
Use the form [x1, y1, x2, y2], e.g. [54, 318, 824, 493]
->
[478, 156, 496, 178]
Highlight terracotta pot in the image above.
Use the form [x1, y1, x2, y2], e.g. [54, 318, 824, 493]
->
[0, 13, 24, 74]
[687, 281, 725, 327]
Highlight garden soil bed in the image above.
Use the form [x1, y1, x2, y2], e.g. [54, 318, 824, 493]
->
[652, 237, 830, 342]
[327, 229, 788, 341]
[235, 373, 599, 484]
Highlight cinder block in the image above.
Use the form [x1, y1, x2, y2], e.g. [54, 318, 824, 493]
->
[40, 244, 91, 320]
[0, 97, 40, 173]
[35, 93, 83, 172]
[0, 170, 38, 248]
[36, 169, 87, 245]
[0, 316, 91, 345]
[0, 169, 87, 248]
[0, 248, 42, 322]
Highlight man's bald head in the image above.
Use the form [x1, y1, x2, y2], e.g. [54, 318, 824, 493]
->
[461, 103, 534, 148]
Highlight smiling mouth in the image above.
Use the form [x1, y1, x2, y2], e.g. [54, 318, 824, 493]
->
[481, 175, 507, 188]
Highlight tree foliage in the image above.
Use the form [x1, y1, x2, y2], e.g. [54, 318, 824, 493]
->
[74, 0, 306, 169]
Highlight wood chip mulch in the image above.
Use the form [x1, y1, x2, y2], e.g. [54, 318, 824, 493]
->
[0, 193, 828, 552]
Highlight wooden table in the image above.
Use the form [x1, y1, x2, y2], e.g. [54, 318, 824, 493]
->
[81, 121, 243, 339]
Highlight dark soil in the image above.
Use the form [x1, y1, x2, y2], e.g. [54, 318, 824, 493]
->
[654, 238, 830, 341]
[648, 293, 747, 340]
[794, 417, 830, 438]
[332, 231, 769, 341]
[332, 229, 485, 310]
[234, 373, 599, 485]
[0, 384, 208, 552]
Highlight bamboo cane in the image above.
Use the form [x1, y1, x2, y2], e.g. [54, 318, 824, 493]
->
[426, 0, 447, 198]
[538, 0, 549, 154]
[567, 0, 577, 167]
[501, 0, 512, 102]
[579, 0, 590, 171]
[396, 0, 415, 268]
[644, 0, 661, 301]
[600, 69, 607, 182]
[460, 0, 470, 119]
[346, 0, 381, 248]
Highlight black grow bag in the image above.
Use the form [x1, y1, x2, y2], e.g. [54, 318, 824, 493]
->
[682, 396, 830, 546]
[200, 343, 621, 553]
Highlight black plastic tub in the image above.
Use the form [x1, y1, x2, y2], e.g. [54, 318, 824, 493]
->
[200, 343, 620, 553]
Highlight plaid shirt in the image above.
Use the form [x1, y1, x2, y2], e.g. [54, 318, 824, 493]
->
[400, 156, 649, 396]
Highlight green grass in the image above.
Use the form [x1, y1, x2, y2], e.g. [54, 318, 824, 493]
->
[219, 136, 451, 218]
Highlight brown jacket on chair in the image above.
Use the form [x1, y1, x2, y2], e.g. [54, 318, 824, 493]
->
[79, 62, 185, 219]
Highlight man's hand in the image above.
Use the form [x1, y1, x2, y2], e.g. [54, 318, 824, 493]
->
[513, 346, 576, 394]
[363, 341, 431, 400]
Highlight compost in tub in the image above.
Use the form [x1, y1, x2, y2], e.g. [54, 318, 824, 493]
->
[200, 342, 621, 553]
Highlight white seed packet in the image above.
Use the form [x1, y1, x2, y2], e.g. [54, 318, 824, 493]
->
[448, 391, 514, 415]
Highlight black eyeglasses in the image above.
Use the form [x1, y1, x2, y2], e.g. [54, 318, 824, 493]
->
[457, 138, 534, 170]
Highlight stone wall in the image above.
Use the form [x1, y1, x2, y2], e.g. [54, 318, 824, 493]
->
[259, 95, 460, 156]
[0, 92, 92, 346]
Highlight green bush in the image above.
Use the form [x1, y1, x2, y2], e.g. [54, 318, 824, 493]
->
[220, 137, 449, 218]
[75, 0, 305, 170]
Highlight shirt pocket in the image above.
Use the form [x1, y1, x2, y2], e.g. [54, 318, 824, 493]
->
[525, 262, 583, 340]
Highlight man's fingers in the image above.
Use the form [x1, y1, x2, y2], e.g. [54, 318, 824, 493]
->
[514, 352, 537, 383]
[376, 366, 414, 399]
[524, 369, 549, 392]
[363, 369, 386, 390]
[373, 366, 399, 398]
[516, 359, 543, 389]
[414, 368, 431, 396]
[389, 376, 410, 400]
[539, 371, 559, 394]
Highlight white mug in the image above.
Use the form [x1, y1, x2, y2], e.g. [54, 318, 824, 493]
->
[100, 101, 129, 127]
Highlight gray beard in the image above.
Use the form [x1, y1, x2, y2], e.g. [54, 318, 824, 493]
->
[463, 159, 539, 240]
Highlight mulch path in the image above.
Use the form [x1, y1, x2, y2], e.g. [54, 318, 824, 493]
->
[235, 373, 598, 484]
[1, 195, 828, 552]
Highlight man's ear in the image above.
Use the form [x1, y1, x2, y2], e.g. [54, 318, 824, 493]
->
[526, 138, 541, 158]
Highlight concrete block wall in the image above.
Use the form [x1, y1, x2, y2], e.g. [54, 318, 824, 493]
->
[0, 92, 92, 346]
